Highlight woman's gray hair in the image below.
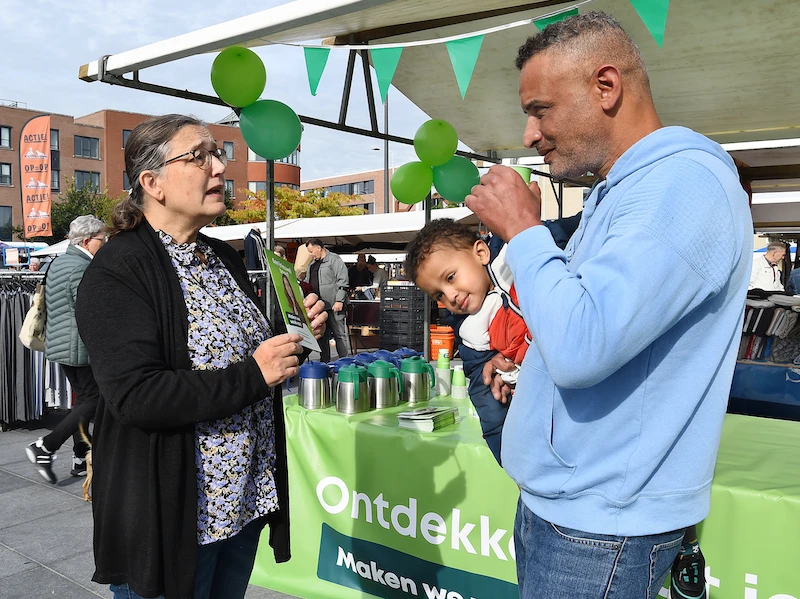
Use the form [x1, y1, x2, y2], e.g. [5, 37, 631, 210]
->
[68, 215, 106, 245]
[110, 114, 206, 236]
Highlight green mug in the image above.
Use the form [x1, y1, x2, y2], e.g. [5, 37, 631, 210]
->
[510, 166, 532, 184]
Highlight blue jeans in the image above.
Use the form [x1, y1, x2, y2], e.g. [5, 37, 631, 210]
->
[514, 498, 684, 599]
[193, 517, 267, 599]
[110, 518, 266, 599]
[109, 584, 162, 599]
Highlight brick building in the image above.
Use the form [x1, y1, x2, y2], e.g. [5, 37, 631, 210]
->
[0, 105, 300, 241]
[301, 168, 403, 215]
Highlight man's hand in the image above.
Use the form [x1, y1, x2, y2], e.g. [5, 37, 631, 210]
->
[465, 165, 543, 242]
[303, 293, 328, 339]
[482, 354, 515, 404]
[333, 301, 343, 313]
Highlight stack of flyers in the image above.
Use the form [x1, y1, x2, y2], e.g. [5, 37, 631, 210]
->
[397, 407, 458, 432]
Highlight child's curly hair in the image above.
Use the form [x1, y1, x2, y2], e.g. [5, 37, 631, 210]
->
[404, 219, 480, 283]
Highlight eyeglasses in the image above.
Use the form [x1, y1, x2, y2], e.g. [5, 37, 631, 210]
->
[91, 235, 108, 243]
[163, 147, 227, 170]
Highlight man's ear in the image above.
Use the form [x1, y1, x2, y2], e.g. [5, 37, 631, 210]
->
[140, 170, 165, 202]
[474, 239, 491, 266]
[594, 64, 623, 113]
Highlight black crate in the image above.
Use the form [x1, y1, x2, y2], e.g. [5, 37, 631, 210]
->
[381, 307, 426, 322]
[381, 298, 426, 311]
[380, 315, 426, 334]
[381, 331, 425, 352]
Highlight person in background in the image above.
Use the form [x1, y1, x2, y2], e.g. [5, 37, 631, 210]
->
[74, 115, 327, 599]
[28, 257, 41, 272]
[305, 238, 350, 362]
[348, 252, 373, 288]
[25, 215, 107, 484]
[465, 12, 751, 599]
[749, 241, 787, 291]
[366, 255, 389, 289]
[274, 245, 287, 260]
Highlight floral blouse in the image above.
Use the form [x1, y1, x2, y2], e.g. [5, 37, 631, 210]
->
[158, 231, 278, 545]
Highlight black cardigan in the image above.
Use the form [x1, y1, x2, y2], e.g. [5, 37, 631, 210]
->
[75, 220, 290, 599]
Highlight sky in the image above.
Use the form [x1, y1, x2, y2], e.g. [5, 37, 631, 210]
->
[0, 0, 435, 182]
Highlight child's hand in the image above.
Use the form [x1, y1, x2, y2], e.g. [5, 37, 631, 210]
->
[482, 354, 516, 404]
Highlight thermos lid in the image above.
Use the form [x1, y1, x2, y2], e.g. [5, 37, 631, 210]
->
[367, 360, 397, 378]
[400, 356, 429, 373]
[299, 361, 329, 379]
[338, 364, 368, 383]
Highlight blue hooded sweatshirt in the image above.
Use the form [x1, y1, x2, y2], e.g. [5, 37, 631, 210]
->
[503, 127, 753, 536]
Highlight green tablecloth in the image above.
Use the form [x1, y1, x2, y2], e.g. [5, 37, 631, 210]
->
[251, 399, 800, 599]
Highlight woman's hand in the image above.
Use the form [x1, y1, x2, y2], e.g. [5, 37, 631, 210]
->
[303, 293, 328, 339]
[253, 333, 304, 387]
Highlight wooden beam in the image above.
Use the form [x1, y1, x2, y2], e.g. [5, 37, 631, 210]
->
[742, 164, 800, 181]
[333, 0, 569, 45]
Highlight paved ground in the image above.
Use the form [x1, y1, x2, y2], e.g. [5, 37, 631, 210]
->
[0, 412, 297, 599]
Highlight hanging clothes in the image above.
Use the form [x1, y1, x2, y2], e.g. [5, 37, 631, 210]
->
[0, 272, 72, 426]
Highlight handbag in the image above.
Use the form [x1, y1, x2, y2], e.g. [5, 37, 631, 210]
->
[19, 276, 47, 352]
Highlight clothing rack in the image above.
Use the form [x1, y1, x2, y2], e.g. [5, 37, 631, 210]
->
[0, 271, 72, 429]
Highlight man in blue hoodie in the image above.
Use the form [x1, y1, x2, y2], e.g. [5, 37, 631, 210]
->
[466, 11, 752, 599]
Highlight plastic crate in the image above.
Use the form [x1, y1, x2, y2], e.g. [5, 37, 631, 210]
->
[382, 331, 425, 352]
[380, 307, 426, 322]
[381, 297, 426, 311]
[381, 315, 426, 334]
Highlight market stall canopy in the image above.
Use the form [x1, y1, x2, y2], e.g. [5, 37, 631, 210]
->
[79, 0, 800, 154]
[200, 207, 478, 251]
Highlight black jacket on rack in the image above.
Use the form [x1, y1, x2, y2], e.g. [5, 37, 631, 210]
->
[76, 221, 290, 599]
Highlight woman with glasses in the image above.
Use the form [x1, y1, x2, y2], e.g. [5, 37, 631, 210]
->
[75, 114, 327, 599]
[25, 215, 107, 485]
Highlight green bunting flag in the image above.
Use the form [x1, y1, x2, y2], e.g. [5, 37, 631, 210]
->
[303, 47, 330, 96]
[370, 47, 403, 104]
[534, 8, 578, 30]
[445, 35, 484, 100]
[629, 0, 670, 47]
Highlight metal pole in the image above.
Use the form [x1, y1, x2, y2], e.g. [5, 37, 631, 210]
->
[423, 192, 432, 361]
[383, 96, 390, 214]
[266, 160, 275, 321]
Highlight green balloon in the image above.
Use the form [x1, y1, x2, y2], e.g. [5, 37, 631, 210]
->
[391, 162, 433, 205]
[239, 100, 302, 161]
[211, 46, 266, 108]
[413, 119, 458, 167]
[432, 156, 480, 203]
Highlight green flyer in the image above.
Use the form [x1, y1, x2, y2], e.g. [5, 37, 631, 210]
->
[265, 250, 321, 352]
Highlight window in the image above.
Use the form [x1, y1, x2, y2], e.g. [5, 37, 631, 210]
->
[0, 163, 11, 186]
[248, 181, 267, 193]
[0, 126, 10, 149]
[75, 170, 100, 190]
[0, 206, 11, 241]
[123, 171, 130, 190]
[352, 180, 375, 195]
[74, 135, 99, 159]
[223, 141, 234, 161]
[122, 129, 131, 148]
[275, 183, 299, 191]
[248, 148, 266, 162]
[276, 149, 300, 166]
[224, 179, 234, 197]
[50, 129, 59, 150]
[51, 169, 60, 191]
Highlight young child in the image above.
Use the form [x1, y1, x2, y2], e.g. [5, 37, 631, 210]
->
[404, 218, 529, 464]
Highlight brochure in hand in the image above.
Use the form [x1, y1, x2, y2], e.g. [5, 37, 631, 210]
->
[265, 250, 321, 352]
[397, 406, 458, 432]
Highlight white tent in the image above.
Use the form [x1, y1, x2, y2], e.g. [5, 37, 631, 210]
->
[30, 240, 69, 257]
[200, 207, 478, 250]
[79, 0, 800, 152]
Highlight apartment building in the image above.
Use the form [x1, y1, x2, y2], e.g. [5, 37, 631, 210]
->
[0, 105, 301, 241]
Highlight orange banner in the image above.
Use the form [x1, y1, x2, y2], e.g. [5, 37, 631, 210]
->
[19, 115, 52, 237]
